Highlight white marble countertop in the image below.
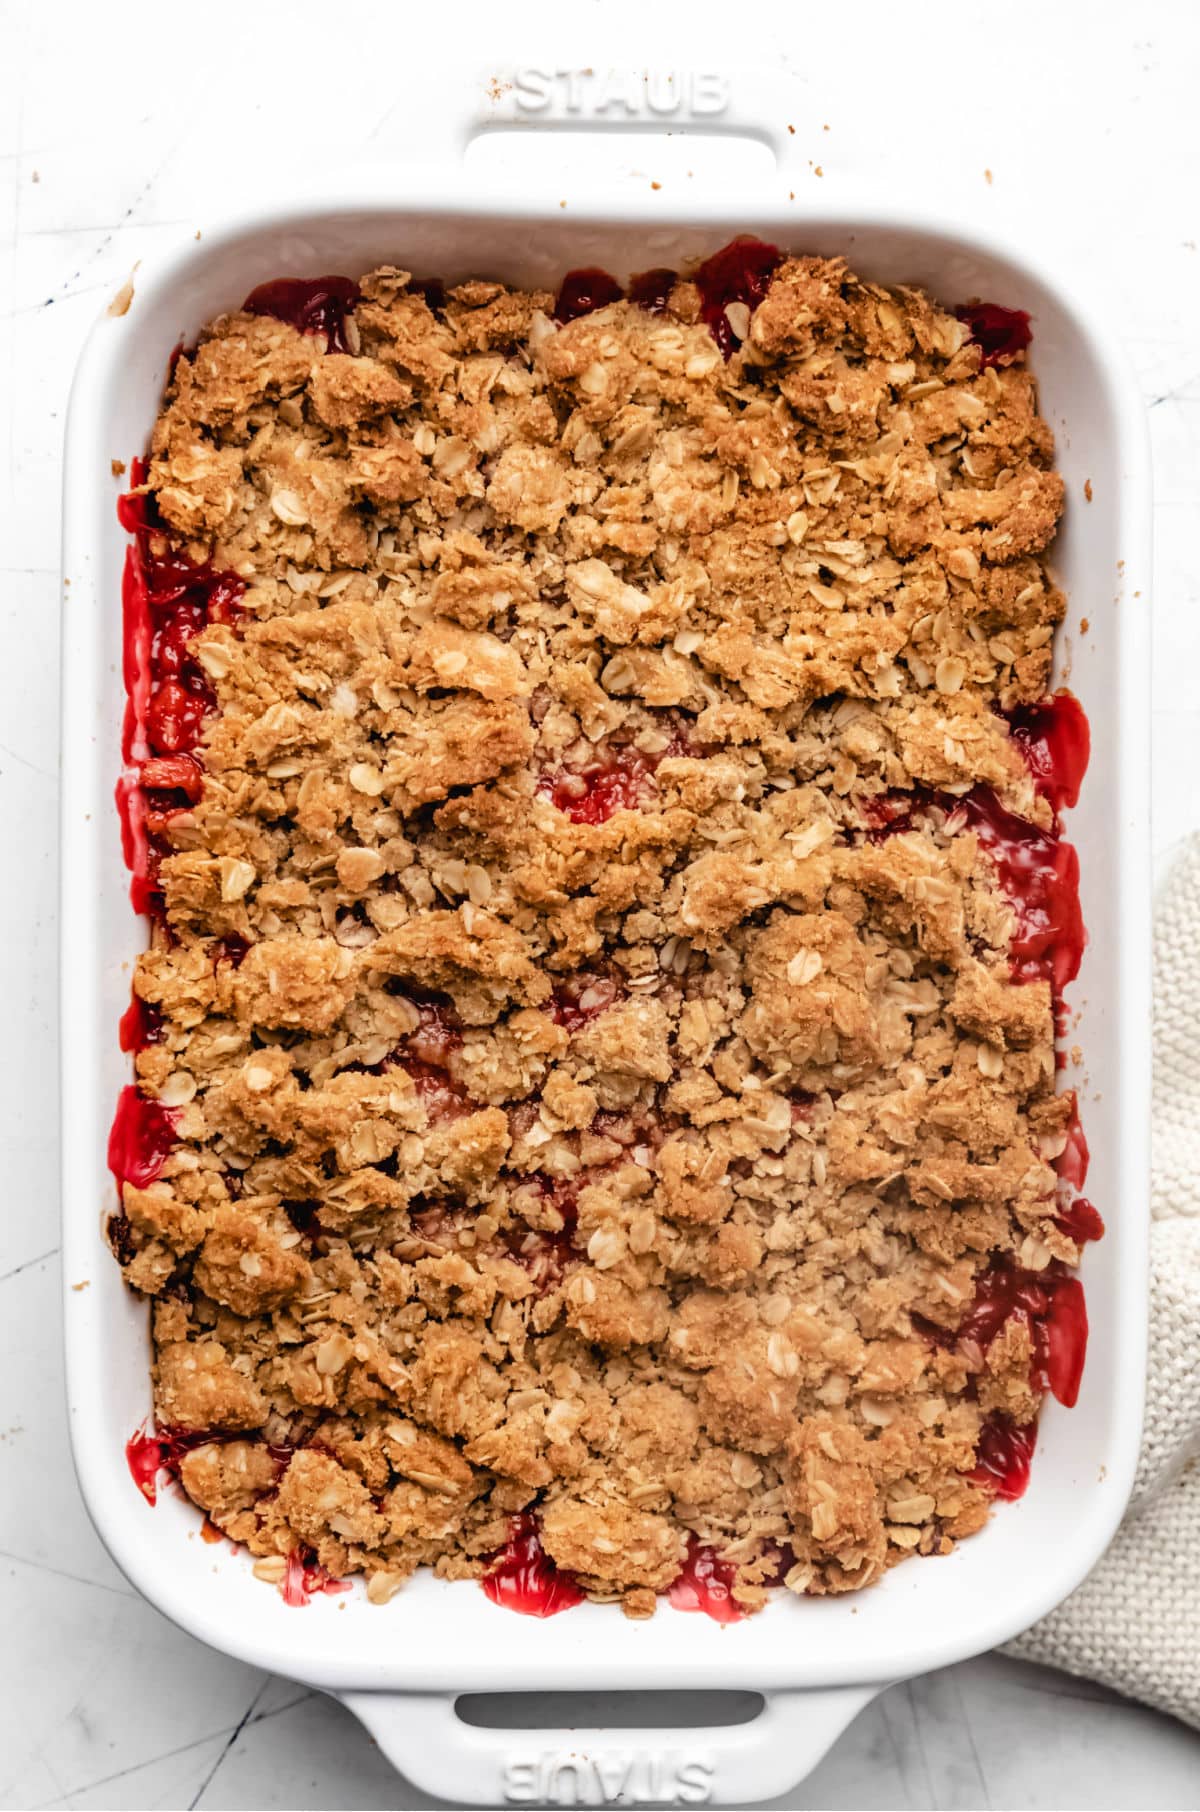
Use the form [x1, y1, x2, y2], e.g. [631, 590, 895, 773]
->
[3, 0, 1199, 1804]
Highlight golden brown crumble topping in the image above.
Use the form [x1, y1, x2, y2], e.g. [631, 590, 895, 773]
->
[114, 251, 1085, 1616]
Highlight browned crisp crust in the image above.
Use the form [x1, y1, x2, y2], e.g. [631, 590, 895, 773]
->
[115, 254, 1075, 1614]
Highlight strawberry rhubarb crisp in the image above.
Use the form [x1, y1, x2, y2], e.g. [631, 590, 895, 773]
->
[111, 242, 1097, 1620]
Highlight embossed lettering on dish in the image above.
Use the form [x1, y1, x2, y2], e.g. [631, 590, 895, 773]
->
[503, 1749, 714, 1805]
[512, 69, 730, 118]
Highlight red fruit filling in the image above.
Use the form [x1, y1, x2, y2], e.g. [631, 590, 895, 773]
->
[533, 1175, 580, 1231]
[139, 753, 205, 803]
[403, 998, 463, 1067]
[125, 1423, 222, 1506]
[550, 972, 624, 1029]
[948, 789, 1085, 992]
[214, 933, 251, 968]
[538, 724, 697, 826]
[668, 1537, 745, 1623]
[957, 1259, 1051, 1348]
[506, 1224, 577, 1292]
[482, 1513, 585, 1616]
[1004, 692, 1090, 815]
[550, 238, 780, 354]
[970, 1415, 1037, 1500]
[118, 993, 163, 1054]
[957, 1257, 1089, 1409]
[385, 1000, 473, 1122]
[282, 1546, 351, 1607]
[108, 1085, 179, 1190]
[505, 1177, 579, 1293]
[860, 789, 924, 837]
[956, 301, 1033, 369]
[127, 1424, 293, 1509]
[554, 268, 624, 324]
[1050, 1094, 1102, 1244]
[126, 1428, 182, 1505]
[1056, 1196, 1106, 1247]
[864, 784, 1084, 993]
[145, 678, 211, 756]
[538, 747, 658, 824]
[694, 236, 781, 357]
[117, 455, 245, 925]
[399, 1061, 474, 1123]
[627, 267, 677, 313]
[115, 775, 162, 922]
[119, 468, 244, 758]
[243, 275, 361, 354]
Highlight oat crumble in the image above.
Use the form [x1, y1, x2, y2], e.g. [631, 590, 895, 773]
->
[110, 245, 1094, 1618]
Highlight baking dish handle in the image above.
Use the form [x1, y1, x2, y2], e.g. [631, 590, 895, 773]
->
[341, 1683, 882, 1806]
[389, 64, 811, 173]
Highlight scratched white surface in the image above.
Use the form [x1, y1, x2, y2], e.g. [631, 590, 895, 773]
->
[3, 0, 1200, 1806]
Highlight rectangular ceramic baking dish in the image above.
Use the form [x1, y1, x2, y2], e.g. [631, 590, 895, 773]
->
[61, 71, 1152, 1807]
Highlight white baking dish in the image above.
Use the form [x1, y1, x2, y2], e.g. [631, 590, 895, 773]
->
[61, 74, 1152, 1807]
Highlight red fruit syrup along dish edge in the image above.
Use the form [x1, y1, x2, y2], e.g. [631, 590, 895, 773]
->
[124, 1426, 346, 1607]
[552, 238, 783, 358]
[553, 247, 1033, 369]
[481, 1513, 587, 1618]
[112, 263, 1092, 1619]
[886, 691, 1095, 1500]
[116, 453, 245, 950]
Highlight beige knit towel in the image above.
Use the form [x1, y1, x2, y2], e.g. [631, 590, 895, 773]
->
[1003, 839, 1200, 1727]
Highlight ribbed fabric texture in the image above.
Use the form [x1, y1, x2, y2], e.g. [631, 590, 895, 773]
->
[1003, 840, 1200, 1727]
